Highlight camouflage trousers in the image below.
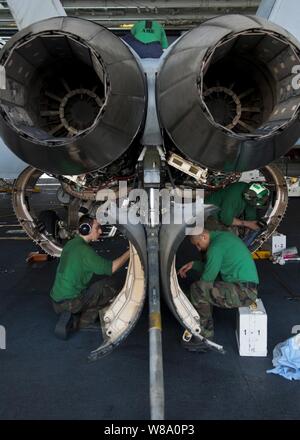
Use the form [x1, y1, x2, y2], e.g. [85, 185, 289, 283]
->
[52, 277, 120, 328]
[190, 280, 258, 339]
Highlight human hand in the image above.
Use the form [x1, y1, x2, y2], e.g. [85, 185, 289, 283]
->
[178, 261, 194, 278]
[245, 220, 260, 231]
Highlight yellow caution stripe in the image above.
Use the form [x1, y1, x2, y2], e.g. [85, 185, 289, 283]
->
[252, 250, 271, 260]
[149, 312, 162, 330]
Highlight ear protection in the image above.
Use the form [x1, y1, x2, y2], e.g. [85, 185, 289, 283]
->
[244, 183, 270, 207]
[79, 222, 92, 236]
[248, 183, 267, 196]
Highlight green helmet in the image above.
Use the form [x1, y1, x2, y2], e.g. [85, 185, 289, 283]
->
[243, 183, 270, 207]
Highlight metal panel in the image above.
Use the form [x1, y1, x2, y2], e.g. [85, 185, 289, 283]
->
[257, 0, 300, 43]
[0, 1, 260, 32]
[7, 0, 66, 30]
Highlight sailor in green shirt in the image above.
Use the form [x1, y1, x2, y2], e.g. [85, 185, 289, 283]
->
[122, 20, 168, 58]
[51, 215, 129, 339]
[178, 229, 259, 352]
[131, 20, 168, 49]
[205, 182, 270, 231]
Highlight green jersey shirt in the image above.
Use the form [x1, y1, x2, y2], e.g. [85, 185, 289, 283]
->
[131, 20, 168, 48]
[50, 236, 112, 302]
[205, 182, 257, 226]
[193, 231, 259, 284]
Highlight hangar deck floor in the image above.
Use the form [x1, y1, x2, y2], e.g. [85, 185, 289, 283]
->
[0, 193, 300, 420]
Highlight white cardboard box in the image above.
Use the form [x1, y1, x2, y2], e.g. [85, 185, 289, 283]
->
[236, 299, 267, 357]
[286, 177, 300, 197]
[271, 233, 286, 255]
[263, 233, 286, 255]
